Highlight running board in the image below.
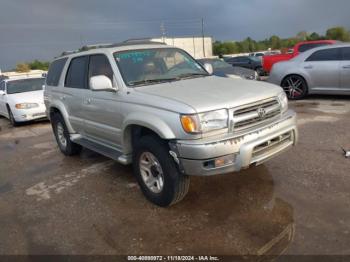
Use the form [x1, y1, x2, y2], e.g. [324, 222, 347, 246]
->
[71, 136, 132, 165]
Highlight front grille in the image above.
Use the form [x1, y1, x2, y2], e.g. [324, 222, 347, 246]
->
[252, 131, 293, 158]
[233, 98, 281, 131]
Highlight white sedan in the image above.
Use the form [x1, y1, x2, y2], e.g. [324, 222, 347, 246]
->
[0, 77, 47, 126]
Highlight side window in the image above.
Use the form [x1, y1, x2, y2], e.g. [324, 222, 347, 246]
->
[299, 43, 328, 53]
[88, 55, 114, 85]
[0, 81, 5, 91]
[65, 56, 89, 89]
[46, 58, 68, 86]
[306, 48, 340, 62]
[341, 47, 350, 60]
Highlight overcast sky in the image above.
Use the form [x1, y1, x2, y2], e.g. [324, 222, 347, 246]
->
[0, 0, 350, 70]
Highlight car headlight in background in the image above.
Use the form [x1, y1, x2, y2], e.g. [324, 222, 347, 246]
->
[278, 92, 288, 113]
[15, 103, 39, 109]
[181, 109, 228, 134]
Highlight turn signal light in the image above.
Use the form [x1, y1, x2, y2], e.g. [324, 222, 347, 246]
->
[180, 115, 199, 134]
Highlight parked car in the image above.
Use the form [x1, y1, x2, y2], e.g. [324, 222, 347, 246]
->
[45, 41, 298, 206]
[0, 76, 46, 126]
[262, 40, 338, 73]
[268, 44, 350, 99]
[197, 58, 259, 80]
[225, 56, 264, 76]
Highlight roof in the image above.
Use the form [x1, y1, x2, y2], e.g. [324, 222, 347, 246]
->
[293, 43, 350, 61]
[57, 40, 168, 59]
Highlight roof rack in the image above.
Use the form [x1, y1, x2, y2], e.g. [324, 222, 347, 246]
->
[57, 39, 166, 58]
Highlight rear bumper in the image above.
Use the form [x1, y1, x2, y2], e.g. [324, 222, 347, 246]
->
[171, 110, 298, 176]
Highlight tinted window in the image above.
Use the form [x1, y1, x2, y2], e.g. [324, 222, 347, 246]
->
[306, 48, 340, 62]
[299, 43, 329, 53]
[7, 78, 45, 94]
[0, 81, 5, 91]
[88, 55, 114, 85]
[341, 47, 350, 60]
[46, 58, 67, 86]
[65, 56, 88, 89]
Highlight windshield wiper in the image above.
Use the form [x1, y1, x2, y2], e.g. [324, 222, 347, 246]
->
[128, 78, 179, 86]
[176, 73, 208, 79]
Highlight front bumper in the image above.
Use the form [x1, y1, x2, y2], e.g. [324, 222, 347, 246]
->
[12, 104, 47, 122]
[171, 110, 298, 176]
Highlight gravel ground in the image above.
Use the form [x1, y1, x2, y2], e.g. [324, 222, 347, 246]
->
[0, 95, 349, 257]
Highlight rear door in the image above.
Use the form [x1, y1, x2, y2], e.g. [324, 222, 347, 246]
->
[63, 56, 89, 133]
[303, 47, 341, 91]
[340, 47, 350, 91]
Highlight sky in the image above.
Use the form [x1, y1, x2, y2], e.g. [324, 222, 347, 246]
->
[0, 0, 350, 70]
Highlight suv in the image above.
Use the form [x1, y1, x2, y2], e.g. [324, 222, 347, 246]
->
[44, 41, 298, 206]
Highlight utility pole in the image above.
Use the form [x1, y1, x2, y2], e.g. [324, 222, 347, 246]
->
[201, 18, 205, 57]
[160, 22, 166, 43]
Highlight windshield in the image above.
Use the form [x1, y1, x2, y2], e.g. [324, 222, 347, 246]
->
[114, 48, 208, 86]
[7, 78, 45, 94]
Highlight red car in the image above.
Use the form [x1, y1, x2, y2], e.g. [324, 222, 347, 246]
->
[262, 40, 338, 73]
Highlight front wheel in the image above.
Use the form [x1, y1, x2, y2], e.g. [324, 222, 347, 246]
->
[133, 135, 190, 207]
[7, 106, 18, 127]
[281, 75, 308, 100]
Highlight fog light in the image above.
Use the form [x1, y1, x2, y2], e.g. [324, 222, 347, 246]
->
[204, 154, 236, 169]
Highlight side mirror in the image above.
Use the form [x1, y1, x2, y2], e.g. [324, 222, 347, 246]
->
[0, 90, 5, 96]
[203, 63, 213, 75]
[90, 75, 116, 91]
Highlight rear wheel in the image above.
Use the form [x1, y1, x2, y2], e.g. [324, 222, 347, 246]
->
[133, 135, 190, 207]
[51, 113, 81, 156]
[7, 106, 18, 127]
[281, 75, 308, 100]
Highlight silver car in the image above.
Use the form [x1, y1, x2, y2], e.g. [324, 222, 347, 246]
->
[269, 44, 350, 99]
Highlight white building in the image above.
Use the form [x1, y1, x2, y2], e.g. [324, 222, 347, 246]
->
[148, 36, 213, 59]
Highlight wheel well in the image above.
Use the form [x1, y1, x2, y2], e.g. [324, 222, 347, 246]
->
[49, 107, 61, 119]
[124, 125, 162, 154]
[281, 74, 308, 88]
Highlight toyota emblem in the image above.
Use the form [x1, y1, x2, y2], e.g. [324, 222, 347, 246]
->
[257, 107, 266, 119]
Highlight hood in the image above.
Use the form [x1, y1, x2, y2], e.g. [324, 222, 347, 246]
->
[135, 76, 283, 113]
[7, 90, 44, 104]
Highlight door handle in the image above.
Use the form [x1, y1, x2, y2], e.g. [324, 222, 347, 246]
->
[304, 65, 313, 69]
[84, 98, 92, 105]
[342, 65, 350, 69]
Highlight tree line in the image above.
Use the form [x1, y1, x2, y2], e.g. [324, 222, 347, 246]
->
[213, 26, 350, 55]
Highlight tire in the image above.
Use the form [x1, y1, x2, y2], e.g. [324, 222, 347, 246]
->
[133, 135, 190, 207]
[255, 67, 264, 76]
[51, 113, 81, 156]
[281, 75, 308, 100]
[7, 106, 18, 127]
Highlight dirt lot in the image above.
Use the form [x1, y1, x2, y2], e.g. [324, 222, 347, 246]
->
[0, 96, 350, 257]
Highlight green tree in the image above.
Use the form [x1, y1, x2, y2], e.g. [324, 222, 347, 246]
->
[15, 63, 30, 72]
[28, 60, 50, 71]
[308, 32, 321, 41]
[326, 27, 350, 41]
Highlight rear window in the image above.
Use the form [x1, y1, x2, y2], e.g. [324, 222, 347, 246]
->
[299, 43, 330, 53]
[46, 58, 67, 86]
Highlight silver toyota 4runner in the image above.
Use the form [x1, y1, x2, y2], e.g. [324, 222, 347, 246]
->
[44, 41, 298, 206]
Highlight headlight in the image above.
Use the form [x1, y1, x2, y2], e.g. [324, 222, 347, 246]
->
[181, 109, 228, 134]
[278, 92, 288, 113]
[15, 103, 39, 109]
